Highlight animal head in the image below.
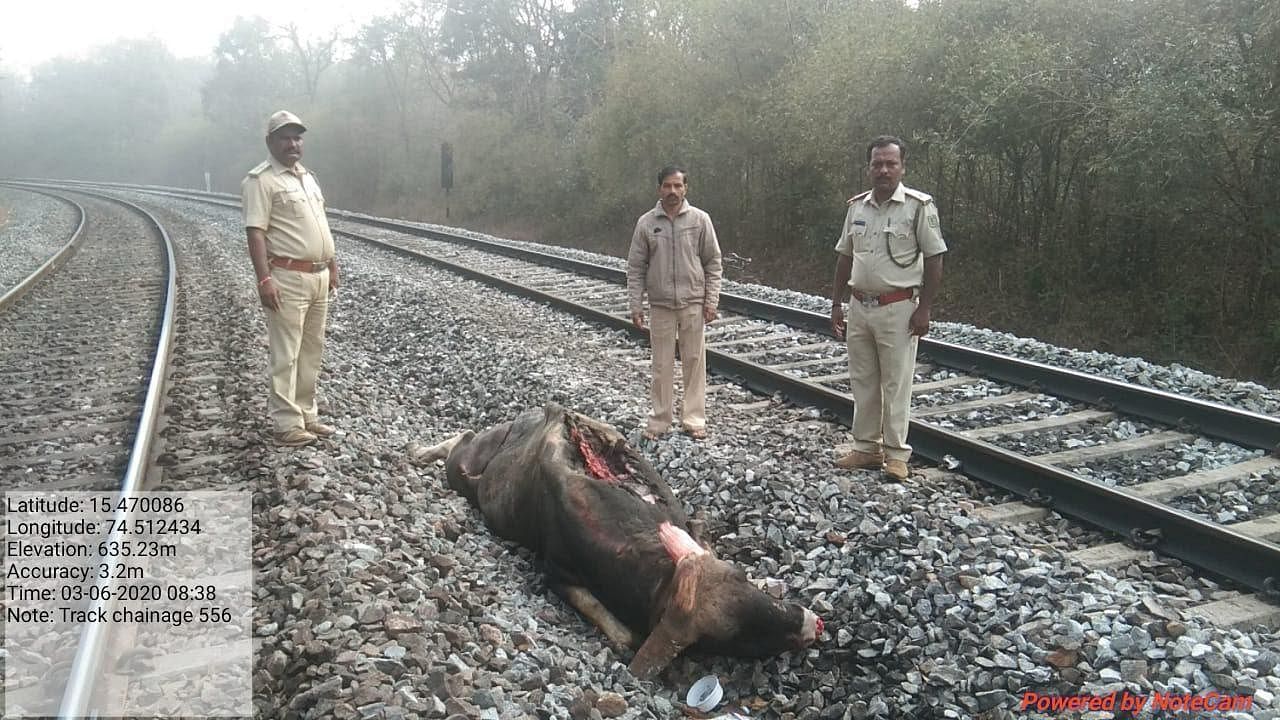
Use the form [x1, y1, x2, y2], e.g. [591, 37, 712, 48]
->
[629, 523, 822, 678]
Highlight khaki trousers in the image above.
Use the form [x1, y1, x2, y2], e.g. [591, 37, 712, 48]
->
[265, 268, 329, 433]
[647, 304, 707, 434]
[845, 298, 918, 461]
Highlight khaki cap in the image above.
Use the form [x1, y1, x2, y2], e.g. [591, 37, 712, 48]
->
[266, 110, 306, 136]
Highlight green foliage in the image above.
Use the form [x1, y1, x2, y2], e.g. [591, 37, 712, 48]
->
[2, 0, 1277, 381]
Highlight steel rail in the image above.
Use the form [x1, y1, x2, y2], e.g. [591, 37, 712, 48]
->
[916, 339, 1280, 453]
[41, 180, 1280, 455]
[332, 223, 1280, 595]
[45, 190, 180, 718]
[711, 351, 1280, 595]
[340, 213, 1280, 455]
[0, 186, 87, 313]
[44, 182, 1280, 452]
[40, 182, 1280, 594]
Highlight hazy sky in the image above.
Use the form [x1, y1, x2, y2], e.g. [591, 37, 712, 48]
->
[1, 0, 405, 76]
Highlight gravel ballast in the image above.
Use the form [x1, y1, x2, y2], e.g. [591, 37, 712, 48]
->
[0, 185, 80, 291]
[48, 191, 1280, 719]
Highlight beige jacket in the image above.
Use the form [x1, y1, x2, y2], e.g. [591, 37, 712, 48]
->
[627, 201, 723, 313]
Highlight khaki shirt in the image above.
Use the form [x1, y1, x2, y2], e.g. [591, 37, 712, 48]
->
[241, 157, 336, 263]
[627, 201, 723, 313]
[834, 183, 947, 294]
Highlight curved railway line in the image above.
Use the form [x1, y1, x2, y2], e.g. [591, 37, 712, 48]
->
[1, 185, 177, 714]
[1, 179, 1277, 717]
[0, 190, 169, 488]
[42, 180, 1280, 590]
[0, 188, 85, 314]
[0, 184, 250, 717]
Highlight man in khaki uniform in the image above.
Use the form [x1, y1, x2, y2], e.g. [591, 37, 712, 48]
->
[627, 166, 723, 440]
[831, 136, 946, 480]
[242, 110, 340, 447]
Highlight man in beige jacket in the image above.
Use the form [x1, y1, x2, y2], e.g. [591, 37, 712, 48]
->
[627, 166, 723, 440]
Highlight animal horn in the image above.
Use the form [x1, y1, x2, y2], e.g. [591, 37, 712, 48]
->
[658, 522, 706, 563]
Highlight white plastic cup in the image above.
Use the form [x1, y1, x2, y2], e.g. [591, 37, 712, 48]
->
[686, 675, 723, 712]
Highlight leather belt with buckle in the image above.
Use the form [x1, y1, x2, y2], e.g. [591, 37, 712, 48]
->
[269, 257, 329, 273]
[851, 288, 915, 307]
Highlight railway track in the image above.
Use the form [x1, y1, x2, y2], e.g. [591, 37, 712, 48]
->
[4, 179, 1277, 717]
[328, 210, 1280, 628]
[0, 186, 84, 313]
[0, 188, 169, 491]
[0, 185, 251, 717]
[31, 182, 1280, 606]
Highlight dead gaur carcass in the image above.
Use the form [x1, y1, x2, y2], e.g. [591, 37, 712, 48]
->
[413, 402, 823, 679]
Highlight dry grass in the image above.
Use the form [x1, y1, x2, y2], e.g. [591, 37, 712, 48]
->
[0, 206, 9, 230]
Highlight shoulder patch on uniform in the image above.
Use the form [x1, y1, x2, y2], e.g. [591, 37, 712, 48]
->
[928, 213, 939, 228]
[846, 190, 871, 206]
[246, 161, 270, 178]
[903, 187, 934, 204]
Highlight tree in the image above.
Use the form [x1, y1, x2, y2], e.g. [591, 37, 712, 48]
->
[283, 24, 339, 103]
[3, 0, 1277, 380]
